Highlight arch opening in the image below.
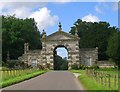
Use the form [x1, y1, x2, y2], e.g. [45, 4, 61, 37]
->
[53, 45, 68, 70]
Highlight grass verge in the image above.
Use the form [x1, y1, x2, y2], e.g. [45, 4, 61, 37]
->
[70, 70, 118, 92]
[1, 70, 47, 88]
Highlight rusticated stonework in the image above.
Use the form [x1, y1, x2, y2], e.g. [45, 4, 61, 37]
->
[18, 23, 98, 69]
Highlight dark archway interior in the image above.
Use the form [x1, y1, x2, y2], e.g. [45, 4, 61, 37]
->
[53, 45, 68, 70]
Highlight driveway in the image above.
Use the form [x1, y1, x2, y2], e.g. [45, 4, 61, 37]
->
[2, 71, 85, 90]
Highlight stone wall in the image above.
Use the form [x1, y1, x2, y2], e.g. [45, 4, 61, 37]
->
[18, 30, 98, 69]
[41, 39, 80, 69]
[18, 50, 43, 67]
[18, 46, 98, 69]
[80, 47, 98, 66]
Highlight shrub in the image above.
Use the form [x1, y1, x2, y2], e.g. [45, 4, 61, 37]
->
[91, 64, 99, 70]
[6, 60, 24, 69]
[38, 65, 45, 70]
[45, 63, 51, 69]
[1, 61, 6, 66]
[71, 63, 79, 70]
[79, 64, 87, 70]
[0, 67, 9, 71]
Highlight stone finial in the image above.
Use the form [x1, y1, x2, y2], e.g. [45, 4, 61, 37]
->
[42, 29, 46, 39]
[96, 47, 98, 50]
[58, 22, 62, 31]
[74, 22, 79, 36]
[75, 26, 78, 36]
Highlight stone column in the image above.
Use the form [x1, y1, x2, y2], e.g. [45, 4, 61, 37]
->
[26, 43, 29, 52]
[24, 43, 27, 54]
[95, 47, 98, 64]
[42, 42, 46, 65]
[68, 48, 73, 70]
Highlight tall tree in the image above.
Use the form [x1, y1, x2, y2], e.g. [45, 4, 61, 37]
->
[106, 31, 120, 65]
[54, 55, 68, 70]
[2, 15, 42, 62]
[70, 19, 118, 60]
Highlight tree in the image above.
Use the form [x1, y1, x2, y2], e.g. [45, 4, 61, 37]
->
[54, 55, 68, 70]
[2, 15, 42, 62]
[106, 31, 120, 65]
[69, 19, 118, 60]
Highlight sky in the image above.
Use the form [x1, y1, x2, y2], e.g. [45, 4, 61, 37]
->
[0, 1, 119, 58]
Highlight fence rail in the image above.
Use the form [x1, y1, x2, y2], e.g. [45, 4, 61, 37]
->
[0, 68, 39, 81]
[86, 69, 118, 90]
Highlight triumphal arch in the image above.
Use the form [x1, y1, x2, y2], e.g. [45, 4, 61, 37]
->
[41, 22, 80, 69]
[18, 22, 98, 69]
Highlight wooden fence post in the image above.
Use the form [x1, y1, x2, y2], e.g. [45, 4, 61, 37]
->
[86, 69, 88, 75]
[8, 70, 10, 77]
[98, 72, 100, 83]
[100, 72, 102, 84]
[96, 72, 98, 82]
[101, 71, 103, 85]
[15, 70, 17, 76]
[104, 72, 106, 86]
[114, 74, 116, 89]
[92, 70, 94, 79]
[108, 74, 110, 89]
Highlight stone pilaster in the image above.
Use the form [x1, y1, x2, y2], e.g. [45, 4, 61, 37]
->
[24, 43, 27, 54]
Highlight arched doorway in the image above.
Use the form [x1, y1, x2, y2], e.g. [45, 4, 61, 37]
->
[41, 23, 80, 70]
[53, 45, 68, 70]
[19, 23, 98, 70]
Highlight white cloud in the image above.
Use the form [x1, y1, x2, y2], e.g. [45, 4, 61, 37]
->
[0, 2, 59, 31]
[112, 2, 119, 11]
[0, 2, 46, 10]
[29, 7, 59, 31]
[56, 48, 68, 58]
[0, 2, 46, 18]
[2, 7, 32, 18]
[82, 14, 100, 23]
[95, 6, 103, 13]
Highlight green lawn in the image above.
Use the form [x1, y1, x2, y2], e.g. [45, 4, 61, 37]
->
[95, 69, 118, 90]
[0, 70, 47, 88]
[70, 70, 118, 91]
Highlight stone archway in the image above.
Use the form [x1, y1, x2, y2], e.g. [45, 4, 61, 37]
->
[19, 22, 98, 69]
[53, 45, 68, 70]
[41, 22, 80, 69]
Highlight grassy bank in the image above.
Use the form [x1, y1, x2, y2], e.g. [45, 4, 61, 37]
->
[70, 70, 118, 91]
[1, 70, 47, 88]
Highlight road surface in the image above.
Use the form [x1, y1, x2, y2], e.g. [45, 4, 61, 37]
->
[2, 71, 85, 90]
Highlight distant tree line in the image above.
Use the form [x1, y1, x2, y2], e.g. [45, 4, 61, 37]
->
[70, 19, 120, 65]
[54, 55, 68, 70]
[2, 15, 120, 67]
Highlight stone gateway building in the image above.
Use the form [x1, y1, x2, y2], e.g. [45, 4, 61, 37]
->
[18, 23, 98, 69]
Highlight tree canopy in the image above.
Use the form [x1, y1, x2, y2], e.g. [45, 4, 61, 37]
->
[69, 19, 118, 60]
[54, 55, 68, 70]
[2, 15, 42, 62]
[106, 31, 120, 65]
[2, 16, 119, 66]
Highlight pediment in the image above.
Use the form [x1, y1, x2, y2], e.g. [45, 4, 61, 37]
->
[45, 31, 79, 41]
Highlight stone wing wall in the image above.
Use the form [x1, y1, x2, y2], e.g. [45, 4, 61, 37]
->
[80, 47, 98, 66]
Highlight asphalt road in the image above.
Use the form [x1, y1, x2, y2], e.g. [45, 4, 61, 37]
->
[2, 71, 85, 90]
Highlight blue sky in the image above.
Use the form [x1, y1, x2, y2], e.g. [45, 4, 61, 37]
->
[0, 2, 118, 58]
[46, 2, 118, 35]
[45, 2, 118, 58]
